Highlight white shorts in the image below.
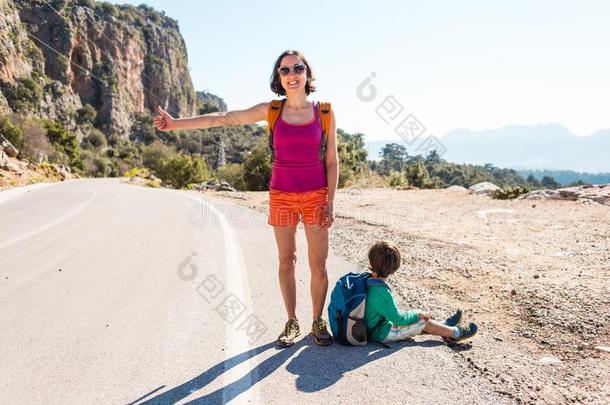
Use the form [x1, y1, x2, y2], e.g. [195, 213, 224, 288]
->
[382, 320, 426, 343]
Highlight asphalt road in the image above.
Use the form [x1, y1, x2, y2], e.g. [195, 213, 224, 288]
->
[0, 179, 505, 404]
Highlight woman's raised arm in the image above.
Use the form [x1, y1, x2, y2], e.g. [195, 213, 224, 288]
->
[153, 102, 268, 131]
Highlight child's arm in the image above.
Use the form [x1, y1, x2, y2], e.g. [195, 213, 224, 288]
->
[374, 289, 420, 326]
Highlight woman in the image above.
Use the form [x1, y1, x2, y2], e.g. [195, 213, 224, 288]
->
[153, 49, 338, 348]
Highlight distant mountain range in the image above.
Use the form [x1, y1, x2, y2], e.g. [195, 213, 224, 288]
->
[365, 123, 610, 173]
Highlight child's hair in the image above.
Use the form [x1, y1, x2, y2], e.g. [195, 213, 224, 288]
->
[368, 240, 402, 278]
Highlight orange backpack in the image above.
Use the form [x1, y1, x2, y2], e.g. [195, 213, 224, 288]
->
[267, 99, 332, 162]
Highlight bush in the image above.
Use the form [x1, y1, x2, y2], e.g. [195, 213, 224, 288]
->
[492, 186, 530, 200]
[43, 120, 83, 171]
[2, 77, 43, 112]
[76, 0, 96, 7]
[93, 156, 112, 177]
[0, 115, 24, 150]
[142, 140, 209, 188]
[82, 128, 107, 149]
[142, 140, 175, 173]
[158, 154, 209, 189]
[243, 138, 272, 191]
[388, 170, 408, 187]
[216, 163, 246, 191]
[404, 161, 434, 188]
[17, 117, 55, 162]
[98, 2, 119, 17]
[123, 167, 150, 178]
[130, 113, 157, 144]
[76, 104, 97, 125]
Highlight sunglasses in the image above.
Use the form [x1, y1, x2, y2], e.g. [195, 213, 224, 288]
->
[277, 64, 306, 76]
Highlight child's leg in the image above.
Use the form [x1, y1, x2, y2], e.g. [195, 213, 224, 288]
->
[422, 319, 457, 338]
[381, 320, 426, 343]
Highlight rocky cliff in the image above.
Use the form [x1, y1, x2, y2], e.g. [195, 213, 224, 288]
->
[0, 0, 197, 138]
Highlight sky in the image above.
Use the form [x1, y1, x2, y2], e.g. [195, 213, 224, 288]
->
[109, 0, 610, 142]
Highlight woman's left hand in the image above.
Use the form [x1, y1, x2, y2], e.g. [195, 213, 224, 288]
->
[323, 202, 335, 228]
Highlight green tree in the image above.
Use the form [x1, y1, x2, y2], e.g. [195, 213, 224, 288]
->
[130, 114, 157, 145]
[404, 161, 435, 188]
[336, 129, 368, 187]
[243, 138, 272, 191]
[43, 120, 83, 170]
[379, 143, 408, 175]
[526, 174, 541, 188]
[541, 175, 560, 189]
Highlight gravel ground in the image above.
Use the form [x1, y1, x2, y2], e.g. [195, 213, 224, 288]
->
[209, 187, 610, 404]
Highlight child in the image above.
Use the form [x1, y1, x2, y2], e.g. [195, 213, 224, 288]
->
[364, 240, 478, 344]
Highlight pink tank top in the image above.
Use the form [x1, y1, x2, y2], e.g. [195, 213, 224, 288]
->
[269, 101, 327, 192]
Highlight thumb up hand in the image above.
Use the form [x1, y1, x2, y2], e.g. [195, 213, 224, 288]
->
[153, 106, 176, 131]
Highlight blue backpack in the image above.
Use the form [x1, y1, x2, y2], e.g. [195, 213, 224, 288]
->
[327, 271, 390, 346]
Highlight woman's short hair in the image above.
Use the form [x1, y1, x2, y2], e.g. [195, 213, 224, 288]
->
[368, 240, 402, 278]
[270, 49, 317, 96]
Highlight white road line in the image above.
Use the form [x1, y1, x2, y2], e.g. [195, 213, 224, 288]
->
[0, 189, 98, 251]
[172, 190, 259, 404]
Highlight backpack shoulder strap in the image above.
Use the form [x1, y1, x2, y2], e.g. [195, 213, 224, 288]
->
[366, 278, 390, 290]
[268, 99, 286, 161]
[317, 101, 332, 136]
[267, 99, 285, 133]
[316, 101, 332, 161]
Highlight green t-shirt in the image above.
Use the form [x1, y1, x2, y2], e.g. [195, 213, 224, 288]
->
[364, 281, 420, 342]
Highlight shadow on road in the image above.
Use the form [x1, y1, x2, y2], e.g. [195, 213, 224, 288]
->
[286, 338, 445, 392]
[129, 336, 445, 404]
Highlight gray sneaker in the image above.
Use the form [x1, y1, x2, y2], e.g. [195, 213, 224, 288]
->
[311, 318, 334, 346]
[277, 318, 300, 347]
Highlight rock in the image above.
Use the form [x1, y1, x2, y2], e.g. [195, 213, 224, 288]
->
[445, 185, 467, 192]
[594, 345, 610, 353]
[0, 134, 19, 157]
[468, 182, 500, 195]
[55, 164, 71, 180]
[537, 356, 562, 365]
[557, 187, 582, 201]
[0, 149, 26, 173]
[1, 1, 197, 139]
[0, 149, 8, 169]
[521, 190, 550, 200]
[519, 184, 610, 206]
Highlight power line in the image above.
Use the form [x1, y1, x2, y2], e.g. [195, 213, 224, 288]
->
[39, 0, 170, 110]
[26, 31, 107, 86]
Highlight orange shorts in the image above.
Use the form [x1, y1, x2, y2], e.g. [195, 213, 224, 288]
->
[268, 186, 329, 227]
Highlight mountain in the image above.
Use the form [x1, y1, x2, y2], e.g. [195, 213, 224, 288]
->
[196, 90, 227, 113]
[365, 124, 610, 173]
[0, 0, 196, 138]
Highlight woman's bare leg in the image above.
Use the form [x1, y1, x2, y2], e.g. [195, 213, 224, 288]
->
[273, 225, 298, 320]
[303, 223, 329, 320]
